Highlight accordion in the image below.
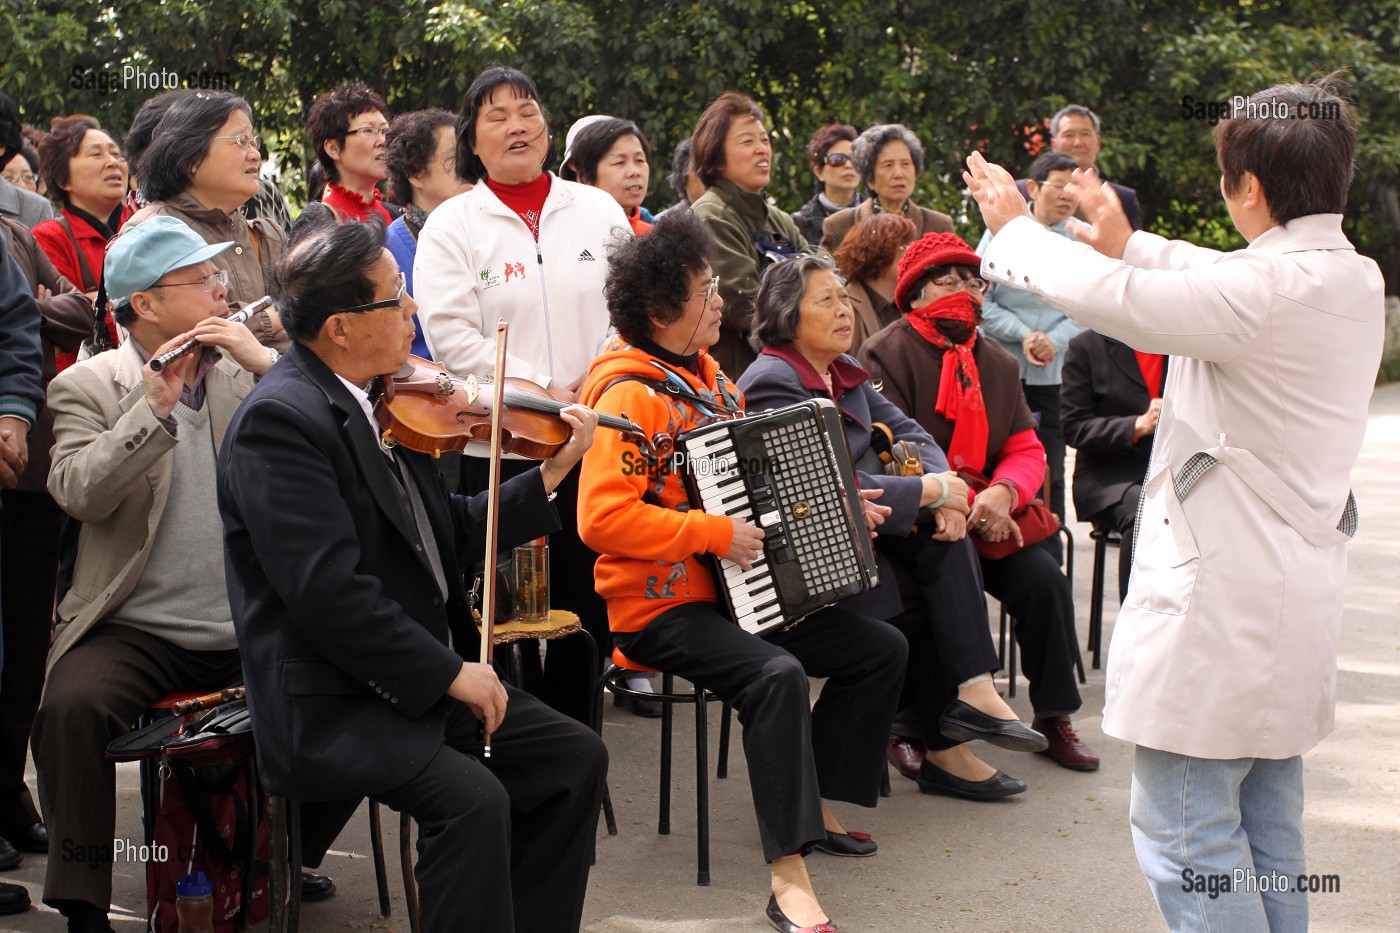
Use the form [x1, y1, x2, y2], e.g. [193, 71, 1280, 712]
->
[677, 400, 879, 637]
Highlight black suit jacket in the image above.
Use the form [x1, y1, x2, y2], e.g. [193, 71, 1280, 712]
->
[1016, 176, 1142, 231]
[1060, 330, 1164, 521]
[217, 343, 559, 800]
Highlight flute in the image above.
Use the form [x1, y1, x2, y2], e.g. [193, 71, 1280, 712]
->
[148, 295, 275, 372]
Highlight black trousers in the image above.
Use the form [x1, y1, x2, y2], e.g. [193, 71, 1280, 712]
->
[376, 687, 606, 933]
[979, 545, 1082, 717]
[879, 535, 1000, 752]
[464, 458, 607, 724]
[32, 624, 243, 908]
[614, 603, 906, 862]
[0, 490, 62, 835]
[1091, 484, 1142, 602]
[1022, 382, 1066, 563]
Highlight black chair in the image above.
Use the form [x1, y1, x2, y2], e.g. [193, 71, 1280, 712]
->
[594, 662, 731, 886]
[1087, 526, 1123, 669]
[997, 522, 1085, 697]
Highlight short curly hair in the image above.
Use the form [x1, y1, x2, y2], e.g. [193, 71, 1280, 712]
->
[851, 124, 924, 187]
[383, 109, 456, 206]
[805, 123, 857, 173]
[37, 115, 105, 201]
[604, 210, 714, 345]
[833, 213, 917, 283]
[306, 82, 388, 184]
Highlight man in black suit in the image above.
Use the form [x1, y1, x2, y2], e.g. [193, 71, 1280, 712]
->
[217, 219, 606, 933]
[1017, 104, 1143, 231]
[1060, 328, 1165, 599]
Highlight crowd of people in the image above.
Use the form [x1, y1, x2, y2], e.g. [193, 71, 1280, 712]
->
[0, 67, 1377, 933]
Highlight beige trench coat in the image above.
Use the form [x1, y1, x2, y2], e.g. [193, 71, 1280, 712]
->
[45, 339, 255, 670]
[981, 214, 1384, 759]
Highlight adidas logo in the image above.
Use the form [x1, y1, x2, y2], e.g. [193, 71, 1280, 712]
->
[578, 249, 596, 261]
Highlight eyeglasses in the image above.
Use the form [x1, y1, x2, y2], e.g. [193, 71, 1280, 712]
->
[1037, 181, 1069, 191]
[214, 133, 262, 151]
[334, 273, 407, 313]
[346, 126, 390, 140]
[2, 170, 36, 186]
[928, 274, 987, 292]
[692, 275, 720, 305]
[148, 269, 230, 294]
[823, 153, 854, 168]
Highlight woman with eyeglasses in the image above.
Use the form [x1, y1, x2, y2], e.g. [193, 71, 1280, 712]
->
[1, 151, 37, 194]
[383, 108, 473, 358]
[579, 210, 906, 933]
[307, 82, 393, 225]
[820, 124, 953, 253]
[123, 90, 286, 348]
[854, 231, 1098, 775]
[832, 212, 917, 355]
[790, 124, 862, 247]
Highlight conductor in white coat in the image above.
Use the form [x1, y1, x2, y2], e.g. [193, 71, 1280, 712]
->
[962, 80, 1383, 932]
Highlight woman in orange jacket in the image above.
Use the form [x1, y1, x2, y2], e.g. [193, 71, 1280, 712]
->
[578, 210, 906, 933]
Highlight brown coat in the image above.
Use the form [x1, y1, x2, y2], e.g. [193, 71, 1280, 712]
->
[844, 279, 900, 356]
[123, 192, 288, 348]
[856, 318, 1035, 468]
[821, 199, 954, 253]
[1, 216, 94, 492]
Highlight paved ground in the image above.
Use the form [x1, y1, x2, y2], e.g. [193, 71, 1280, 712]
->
[5, 385, 1399, 932]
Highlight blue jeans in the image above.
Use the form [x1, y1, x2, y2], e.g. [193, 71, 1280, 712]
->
[1130, 746, 1308, 932]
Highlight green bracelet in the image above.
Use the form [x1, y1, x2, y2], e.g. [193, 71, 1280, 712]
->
[927, 472, 950, 510]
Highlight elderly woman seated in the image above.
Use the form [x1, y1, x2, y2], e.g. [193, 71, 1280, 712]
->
[857, 232, 1099, 771]
[738, 254, 1052, 800]
[578, 210, 908, 933]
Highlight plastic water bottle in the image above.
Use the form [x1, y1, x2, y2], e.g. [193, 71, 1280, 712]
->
[175, 870, 214, 933]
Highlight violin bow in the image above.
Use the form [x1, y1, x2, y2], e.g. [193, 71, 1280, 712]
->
[478, 321, 509, 758]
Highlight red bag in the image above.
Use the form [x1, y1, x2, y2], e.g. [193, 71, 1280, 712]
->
[959, 467, 1059, 560]
[108, 702, 271, 932]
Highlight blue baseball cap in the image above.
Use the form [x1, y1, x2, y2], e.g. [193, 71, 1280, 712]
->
[105, 216, 234, 308]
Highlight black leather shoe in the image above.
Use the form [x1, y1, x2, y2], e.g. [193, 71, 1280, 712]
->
[612, 691, 662, 718]
[0, 881, 29, 915]
[765, 893, 837, 932]
[300, 871, 336, 902]
[938, 700, 1048, 752]
[813, 829, 877, 857]
[4, 821, 46, 853]
[0, 836, 18, 871]
[916, 761, 1027, 800]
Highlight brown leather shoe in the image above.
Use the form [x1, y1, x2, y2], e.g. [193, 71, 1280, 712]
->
[1033, 717, 1100, 771]
[887, 733, 926, 780]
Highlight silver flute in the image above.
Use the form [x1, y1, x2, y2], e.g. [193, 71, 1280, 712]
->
[148, 295, 275, 372]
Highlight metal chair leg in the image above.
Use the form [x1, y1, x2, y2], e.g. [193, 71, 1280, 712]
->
[658, 673, 673, 836]
[694, 682, 710, 886]
[717, 703, 731, 779]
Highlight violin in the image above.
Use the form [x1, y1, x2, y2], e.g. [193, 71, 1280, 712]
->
[373, 354, 653, 461]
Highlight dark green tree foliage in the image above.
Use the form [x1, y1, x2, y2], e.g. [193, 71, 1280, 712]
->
[3, 0, 1395, 288]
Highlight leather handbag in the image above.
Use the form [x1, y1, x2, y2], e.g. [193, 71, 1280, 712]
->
[958, 466, 1059, 559]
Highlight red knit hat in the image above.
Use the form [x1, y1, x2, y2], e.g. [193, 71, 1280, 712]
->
[894, 231, 982, 312]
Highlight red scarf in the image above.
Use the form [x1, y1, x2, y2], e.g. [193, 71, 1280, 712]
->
[905, 292, 990, 472]
[1134, 350, 1165, 397]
